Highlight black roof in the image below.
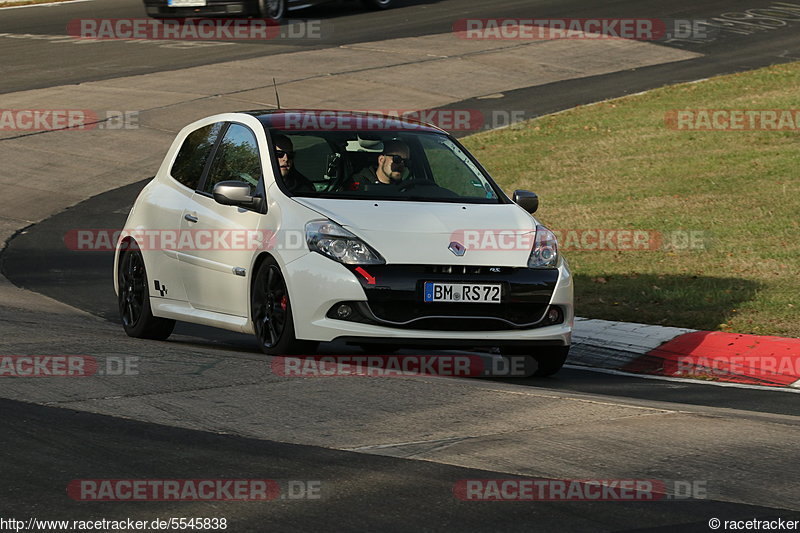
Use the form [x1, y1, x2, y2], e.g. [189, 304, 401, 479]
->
[246, 109, 447, 134]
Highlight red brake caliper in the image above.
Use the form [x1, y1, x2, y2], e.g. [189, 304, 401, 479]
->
[280, 295, 288, 311]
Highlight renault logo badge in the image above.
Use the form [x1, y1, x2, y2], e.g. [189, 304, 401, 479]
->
[448, 241, 466, 256]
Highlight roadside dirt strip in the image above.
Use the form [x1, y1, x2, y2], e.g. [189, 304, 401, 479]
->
[572, 319, 800, 388]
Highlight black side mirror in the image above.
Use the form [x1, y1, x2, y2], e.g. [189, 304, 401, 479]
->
[513, 190, 538, 214]
[213, 181, 264, 212]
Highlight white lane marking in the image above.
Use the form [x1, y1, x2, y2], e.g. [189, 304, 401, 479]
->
[566, 364, 800, 393]
[0, 0, 92, 9]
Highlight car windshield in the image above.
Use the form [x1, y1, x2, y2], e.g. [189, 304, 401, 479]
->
[266, 129, 503, 203]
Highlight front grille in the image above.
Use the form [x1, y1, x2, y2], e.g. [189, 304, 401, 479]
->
[364, 301, 549, 331]
[149, 3, 245, 15]
[425, 265, 509, 275]
[341, 264, 559, 331]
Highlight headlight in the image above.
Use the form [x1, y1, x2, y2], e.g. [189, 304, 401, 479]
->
[305, 220, 385, 265]
[527, 225, 558, 268]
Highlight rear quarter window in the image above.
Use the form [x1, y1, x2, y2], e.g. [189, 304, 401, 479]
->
[170, 122, 223, 190]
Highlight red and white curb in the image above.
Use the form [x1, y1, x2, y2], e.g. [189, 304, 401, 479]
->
[571, 318, 800, 388]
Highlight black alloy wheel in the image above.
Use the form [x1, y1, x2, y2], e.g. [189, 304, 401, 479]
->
[118, 242, 175, 340]
[251, 257, 318, 355]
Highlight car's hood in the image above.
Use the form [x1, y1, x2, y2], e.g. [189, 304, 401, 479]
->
[292, 198, 537, 266]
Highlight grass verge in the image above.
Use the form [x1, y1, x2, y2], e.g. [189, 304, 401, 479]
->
[462, 62, 800, 337]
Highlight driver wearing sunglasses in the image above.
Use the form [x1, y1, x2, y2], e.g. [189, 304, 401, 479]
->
[351, 140, 411, 187]
[273, 134, 315, 193]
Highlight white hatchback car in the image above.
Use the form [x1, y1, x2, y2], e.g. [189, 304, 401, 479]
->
[114, 110, 573, 376]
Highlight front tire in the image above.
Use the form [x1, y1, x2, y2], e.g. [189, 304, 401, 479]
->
[117, 242, 175, 340]
[251, 257, 317, 355]
[501, 345, 569, 377]
[258, 0, 286, 20]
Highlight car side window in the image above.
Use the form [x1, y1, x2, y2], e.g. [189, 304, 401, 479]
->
[171, 122, 223, 190]
[202, 123, 262, 195]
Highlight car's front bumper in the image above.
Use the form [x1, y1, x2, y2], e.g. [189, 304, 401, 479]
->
[143, 0, 252, 17]
[283, 252, 574, 347]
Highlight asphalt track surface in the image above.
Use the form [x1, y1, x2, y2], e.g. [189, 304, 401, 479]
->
[3, 0, 800, 530]
[1, 0, 800, 95]
[5, 398, 800, 532]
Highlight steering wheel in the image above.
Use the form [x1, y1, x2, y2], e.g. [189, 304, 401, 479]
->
[398, 179, 437, 193]
[322, 152, 346, 192]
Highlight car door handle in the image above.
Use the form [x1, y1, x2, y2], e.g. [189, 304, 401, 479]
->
[184, 214, 199, 223]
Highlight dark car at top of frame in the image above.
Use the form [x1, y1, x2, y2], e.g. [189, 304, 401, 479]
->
[144, 0, 394, 20]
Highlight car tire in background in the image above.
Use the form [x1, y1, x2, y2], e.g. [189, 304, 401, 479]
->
[501, 345, 570, 377]
[361, 0, 393, 10]
[118, 242, 176, 340]
[258, 0, 286, 20]
[251, 257, 318, 355]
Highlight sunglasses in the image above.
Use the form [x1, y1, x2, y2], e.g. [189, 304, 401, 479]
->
[275, 149, 295, 159]
[385, 154, 409, 165]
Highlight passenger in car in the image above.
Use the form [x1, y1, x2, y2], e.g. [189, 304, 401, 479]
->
[350, 140, 410, 189]
[272, 134, 315, 193]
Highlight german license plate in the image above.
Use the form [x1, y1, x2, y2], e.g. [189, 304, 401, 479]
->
[167, 0, 207, 6]
[423, 282, 501, 303]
